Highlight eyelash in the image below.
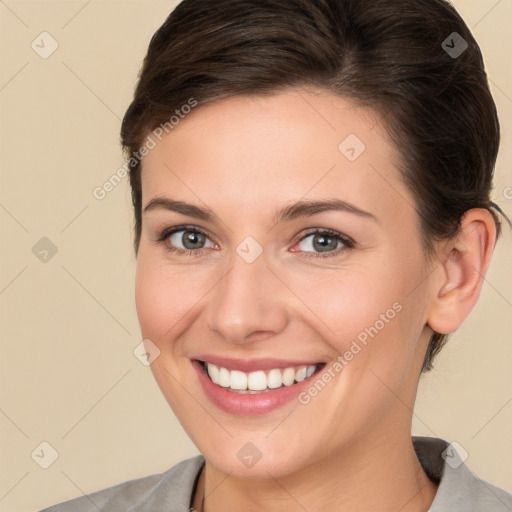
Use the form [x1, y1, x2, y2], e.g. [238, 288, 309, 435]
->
[154, 225, 355, 259]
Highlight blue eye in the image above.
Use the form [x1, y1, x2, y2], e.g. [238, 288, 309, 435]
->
[294, 229, 354, 258]
[169, 229, 215, 250]
[157, 226, 216, 256]
[155, 226, 354, 259]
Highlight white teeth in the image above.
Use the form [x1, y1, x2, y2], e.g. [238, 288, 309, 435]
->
[247, 371, 267, 390]
[230, 370, 247, 390]
[295, 367, 307, 382]
[218, 367, 230, 387]
[282, 367, 295, 386]
[267, 369, 282, 389]
[207, 363, 219, 384]
[204, 362, 320, 392]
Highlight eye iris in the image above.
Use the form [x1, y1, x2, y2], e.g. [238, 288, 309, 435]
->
[313, 233, 338, 252]
[182, 231, 205, 249]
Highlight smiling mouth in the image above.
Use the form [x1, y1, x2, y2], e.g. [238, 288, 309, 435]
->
[197, 360, 326, 394]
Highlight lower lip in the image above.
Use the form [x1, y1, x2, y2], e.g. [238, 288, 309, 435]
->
[192, 360, 322, 416]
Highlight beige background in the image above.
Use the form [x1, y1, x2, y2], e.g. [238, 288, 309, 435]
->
[0, 1, 511, 511]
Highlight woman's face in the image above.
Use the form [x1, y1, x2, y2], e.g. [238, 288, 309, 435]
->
[135, 89, 436, 478]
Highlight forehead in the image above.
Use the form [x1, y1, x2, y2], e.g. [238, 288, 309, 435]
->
[139, 89, 414, 225]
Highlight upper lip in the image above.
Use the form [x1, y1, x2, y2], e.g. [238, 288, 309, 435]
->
[193, 355, 324, 372]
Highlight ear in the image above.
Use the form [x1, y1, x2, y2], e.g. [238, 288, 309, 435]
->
[426, 208, 497, 334]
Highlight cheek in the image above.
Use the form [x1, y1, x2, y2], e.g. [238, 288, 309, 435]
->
[134, 256, 207, 344]
[134, 256, 205, 411]
[288, 259, 424, 371]
[291, 270, 423, 435]
[285, 266, 402, 345]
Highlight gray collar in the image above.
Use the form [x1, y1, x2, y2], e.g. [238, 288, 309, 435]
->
[412, 436, 512, 511]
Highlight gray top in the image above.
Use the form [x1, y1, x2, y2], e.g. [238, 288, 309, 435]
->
[39, 436, 512, 511]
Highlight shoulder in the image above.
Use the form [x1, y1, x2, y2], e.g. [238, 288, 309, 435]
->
[413, 436, 512, 512]
[38, 455, 205, 512]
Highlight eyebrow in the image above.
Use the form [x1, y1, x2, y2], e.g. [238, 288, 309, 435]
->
[143, 197, 217, 221]
[273, 198, 377, 224]
[143, 197, 377, 224]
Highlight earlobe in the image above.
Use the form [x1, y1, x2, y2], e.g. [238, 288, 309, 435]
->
[427, 209, 496, 334]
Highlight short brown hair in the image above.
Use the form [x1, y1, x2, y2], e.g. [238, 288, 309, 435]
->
[120, 0, 510, 372]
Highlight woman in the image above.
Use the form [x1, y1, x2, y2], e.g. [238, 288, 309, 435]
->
[41, 0, 512, 510]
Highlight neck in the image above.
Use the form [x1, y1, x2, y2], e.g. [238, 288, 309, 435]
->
[195, 428, 438, 512]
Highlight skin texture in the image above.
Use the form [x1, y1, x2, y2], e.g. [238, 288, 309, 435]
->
[135, 89, 496, 511]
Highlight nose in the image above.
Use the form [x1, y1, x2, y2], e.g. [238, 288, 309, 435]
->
[205, 250, 289, 345]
